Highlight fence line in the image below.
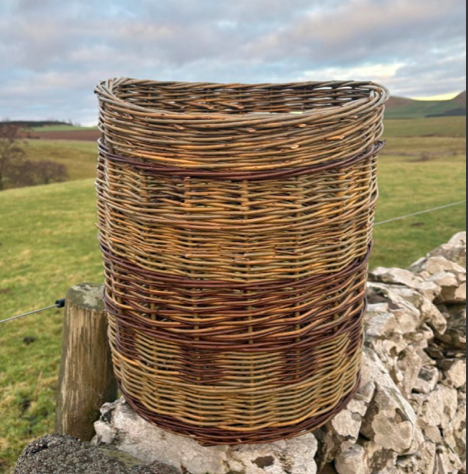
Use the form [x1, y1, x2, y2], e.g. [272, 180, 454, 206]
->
[0, 300, 65, 325]
[375, 200, 466, 226]
[1, 200, 466, 325]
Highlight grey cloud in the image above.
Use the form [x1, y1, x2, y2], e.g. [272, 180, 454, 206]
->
[0, 0, 465, 124]
[245, 0, 466, 65]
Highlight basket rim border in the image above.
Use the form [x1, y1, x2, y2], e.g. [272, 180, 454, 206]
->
[95, 77, 390, 124]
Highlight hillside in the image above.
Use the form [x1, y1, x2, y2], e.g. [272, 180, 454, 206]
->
[386, 91, 466, 119]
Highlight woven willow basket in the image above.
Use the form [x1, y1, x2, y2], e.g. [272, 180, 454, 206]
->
[95, 78, 389, 445]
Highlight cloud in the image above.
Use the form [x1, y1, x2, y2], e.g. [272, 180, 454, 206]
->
[0, 0, 465, 125]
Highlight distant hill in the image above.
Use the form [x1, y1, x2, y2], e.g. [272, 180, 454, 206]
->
[386, 92, 466, 119]
[452, 91, 467, 106]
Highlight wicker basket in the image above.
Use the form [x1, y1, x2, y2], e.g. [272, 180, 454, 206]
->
[95, 79, 389, 445]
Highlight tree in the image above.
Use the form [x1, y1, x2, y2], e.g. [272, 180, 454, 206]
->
[30, 160, 69, 186]
[0, 123, 26, 191]
[0, 123, 69, 190]
[6, 159, 69, 188]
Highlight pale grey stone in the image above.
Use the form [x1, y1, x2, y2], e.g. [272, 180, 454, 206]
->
[370, 267, 424, 288]
[367, 283, 422, 334]
[423, 425, 443, 444]
[396, 440, 436, 474]
[94, 399, 318, 474]
[335, 445, 369, 474]
[369, 267, 441, 301]
[361, 441, 398, 473]
[396, 346, 423, 398]
[360, 349, 419, 455]
[444, 401, 467, 464]
[383, 285, 447, 336]
[414, 366, 440, 394]
[436, 278, 467, 305]
[364, 307, 399, 339]
[430, 232, 467, 268]
[420, 385, 458, 431]
[449, 231, 467, 247]
[414, 256, 466, 278]
[437, 304, 467, 351]
[409, 392, 428, 417]
[440, 358, 467, 389]
[327, 409, 362, 450]
[315, 380, 375, 468]
[411, 232, 467, 271]
[435, 444, 463, 474]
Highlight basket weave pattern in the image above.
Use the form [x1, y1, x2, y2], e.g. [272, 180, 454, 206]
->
[95, 79, 388, 445]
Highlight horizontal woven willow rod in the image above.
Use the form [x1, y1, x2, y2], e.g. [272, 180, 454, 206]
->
[95, 78, 388, 445]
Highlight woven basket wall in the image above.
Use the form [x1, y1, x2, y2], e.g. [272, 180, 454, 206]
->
[95, 79, 389, 446]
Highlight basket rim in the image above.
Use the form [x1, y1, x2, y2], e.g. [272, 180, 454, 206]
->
[95, 77, 390, 124]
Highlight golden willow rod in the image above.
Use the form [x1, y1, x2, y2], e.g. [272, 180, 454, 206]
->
[95, 79, 389, 445]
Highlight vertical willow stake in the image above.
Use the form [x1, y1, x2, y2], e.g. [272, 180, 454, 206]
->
[55, 283, 117, 441]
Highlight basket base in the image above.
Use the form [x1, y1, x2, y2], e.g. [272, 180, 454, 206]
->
[118, 375, 361, 446]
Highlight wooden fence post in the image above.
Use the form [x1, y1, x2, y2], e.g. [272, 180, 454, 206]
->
[55, 283, 118, 441]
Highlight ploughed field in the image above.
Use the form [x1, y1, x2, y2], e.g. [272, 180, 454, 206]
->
[29, 129, 101, 142]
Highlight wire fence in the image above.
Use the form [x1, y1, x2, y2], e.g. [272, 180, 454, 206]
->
[0, 199, 466, 325]
[375, 199, 466, 226]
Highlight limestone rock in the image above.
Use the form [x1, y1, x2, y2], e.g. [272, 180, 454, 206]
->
[396, 441, 436, 474]
[361, 441, 398, 473]
[396, 346, 423, 398]
[408, 251, 466, 305]
[335, 445, 369, 474]
[316, 379, 375, 467]
[367, 283, 421, 334]
[378, 284, 447, 337]
[94, 399, 318, 474]
[370, 267, 423, 288]
[13, 435, 179, 474]
[403, 288, 448, 336]
[435, 444, 464, 474]
[437, 305, 467, 351]
[429, 232, 467, 268]
[411, 233, 467, 272]
[444, 400, 467, 464]
[360, 384, 417, 454]
[412, 255, 466, 278]
[437, 280, 467, 305]
[439, 358, 467, 389]
[369, 267, 440, 301]
[414, 366, 440, 394]
[326, 407, 362, 450]
[424, 425, 443, 444]
[360, 348, 419, 455]
[364, 304, 399, 339]
[420, 385, 458, 431]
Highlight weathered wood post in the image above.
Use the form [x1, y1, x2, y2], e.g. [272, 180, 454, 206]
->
[55, 283, 118, 441]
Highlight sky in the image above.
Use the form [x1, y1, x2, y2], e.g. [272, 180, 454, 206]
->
[0, 0, 466, 126]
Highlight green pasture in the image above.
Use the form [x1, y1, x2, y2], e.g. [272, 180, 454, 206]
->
[0, 117, 466, 472]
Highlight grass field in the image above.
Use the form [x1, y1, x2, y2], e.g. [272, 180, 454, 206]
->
[384, 117, 467, 137]
[24, 140, 98, 181]
[0, 117, 466, 472]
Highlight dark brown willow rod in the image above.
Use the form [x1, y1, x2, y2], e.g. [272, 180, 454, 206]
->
[95, 78, 389, 445]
